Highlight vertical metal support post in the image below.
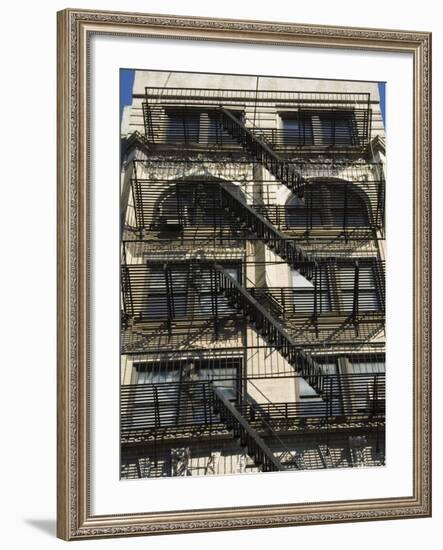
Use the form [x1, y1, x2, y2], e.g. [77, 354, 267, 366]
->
[210, 266, 219, 339]
[332, 114, 336, 147]
[343, 182, 348, 243]
[154, 385, 160, 428]
[309, 188, 314, 231]
[313, 265, 319, 338]
[319, 263, 323, 315]
[325, 375, 332, 456]
[164, 263, 175, 336]
[352, 260, 360, 336]
[181, 106, 188, 144]
[212, 186, 217, 246]
[372, 374, 378, 418]
[132, 160, 145, 236]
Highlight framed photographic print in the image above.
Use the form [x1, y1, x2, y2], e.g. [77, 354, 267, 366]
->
[57, 8, 431, 540]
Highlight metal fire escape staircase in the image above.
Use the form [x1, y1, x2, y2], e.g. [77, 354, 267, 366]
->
[211, 262, 326, 395]
[125, 145, 385, 391]
[216, 107, 306, 196]
[211, 385, 285, 472]
[122, 100, 384, 471]
[211, 384, 307, 472]
[218, 181, 316, 280]
[212, 143, 385, 339]
[121, 380, 291, 473]
[125, 172, 384, 390]
[217, 182, 385, 331]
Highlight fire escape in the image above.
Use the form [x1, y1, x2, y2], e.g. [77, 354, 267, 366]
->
[120, 86, 385, 477]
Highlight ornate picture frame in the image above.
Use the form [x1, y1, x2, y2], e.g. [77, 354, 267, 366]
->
[57, 8, 431, 540]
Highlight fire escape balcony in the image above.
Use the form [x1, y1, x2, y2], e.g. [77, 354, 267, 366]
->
[120, 84, 385, 478]
[142, 87, 372, 154]
[126, 175, 384, 277]
[121, 256, 385, 328]
[121, 374, 385, 453]
[121, 261, 384, 395]
[141, 89, 373, 200]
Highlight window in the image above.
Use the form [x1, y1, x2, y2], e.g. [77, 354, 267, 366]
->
[318, 111, 358, 146]
[298, 356, 384, 416]
[346, 357, 385, 413]
[142, 263, 242, 319]
[136, 366, 181, 385]
[155, 181, 242, 230]
[195, 357, 241, 401]
[135, 357, 241, 385]
[288, 261, 381, 316]
[155, 186, 194, 229]
[223, 265, 241, 282]
[290, 268, 331, 315]
[131, 358, 242, 426]
[286, 191, 324, 228]
[286, 183, 369, 229]
[281, 114, 313, 146]
[142, 265, 189, 319]
[191, 263, 242, 316]
[336, 262, 380, 313]
[166, 108, 200, 142]
[165, 108, 243, 145]
[348, 358, 385, 374]
[280, 110, 358, 147]
[298, 361, 343, 417]
[207, 110, 244, 144]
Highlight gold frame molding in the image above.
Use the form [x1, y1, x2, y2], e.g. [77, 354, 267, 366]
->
[57, 8, 432, 540]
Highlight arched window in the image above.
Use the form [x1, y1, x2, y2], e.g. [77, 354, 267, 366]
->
[154, 180, 244, 230]
[154, 182, 219, 229]
[286, 182, 369, 228]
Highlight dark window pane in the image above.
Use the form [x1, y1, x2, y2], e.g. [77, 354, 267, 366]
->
[207, 110, 243, 144]
[281, 115, 313, 146]
[166, 109, 200, 142]
[286, 183, 369, 228]
[319, 112, 357, 146]
[337, 263, 380, 312]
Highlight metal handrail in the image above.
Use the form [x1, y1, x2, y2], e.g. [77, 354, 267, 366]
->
[211, 385, 284, 472]
[213, 263, 325, 394]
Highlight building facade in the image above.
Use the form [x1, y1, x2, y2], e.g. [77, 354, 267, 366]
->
[119, 70, 386, 478]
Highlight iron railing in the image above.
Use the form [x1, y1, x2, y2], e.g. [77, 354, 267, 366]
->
[121, 374, 385, 438]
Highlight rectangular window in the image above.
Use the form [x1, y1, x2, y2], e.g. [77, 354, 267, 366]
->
[190, 263, 242, 316]
[135, 358, 241, 384]
[165, 108, 243, 145]
[142, 265, 189, 318]
[142, 264, 242, 319]
[280, 111, 358, 147]
[129, 358, 242, 427]
[348, 358, 385, 374]
[346, 357, 385, 414]
[166, 109, 200, 142]
[318, 111, 357, 146]
[291, 268, 331, 314]
[206, 110, 243, 144]
[281, 114, 313, 146]
[298, 361, 343, 417]
[336, 263, 380, 313]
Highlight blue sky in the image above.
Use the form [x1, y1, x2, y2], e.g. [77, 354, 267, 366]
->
[120, 69, 386, 129]
[378, 82, 386, 128]
[120, 69, 135, 121]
